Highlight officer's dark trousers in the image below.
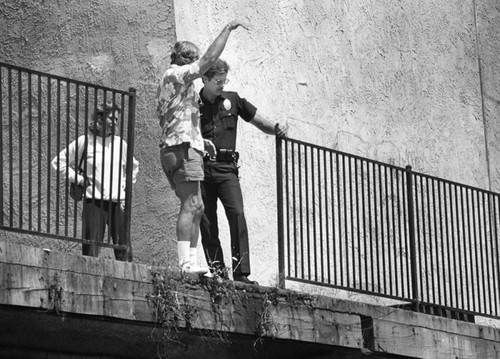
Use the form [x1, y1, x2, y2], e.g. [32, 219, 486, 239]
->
[82, 199, 132, 262]
[200, 161, 251, 276]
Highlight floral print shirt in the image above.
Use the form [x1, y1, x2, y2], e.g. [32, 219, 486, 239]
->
[156, 63, 204, 152]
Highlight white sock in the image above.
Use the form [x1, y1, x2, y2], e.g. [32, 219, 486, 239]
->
[189, 247, 197, 265]
[177, 241, 190, 267]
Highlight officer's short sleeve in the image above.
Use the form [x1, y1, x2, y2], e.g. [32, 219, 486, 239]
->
[235, 94, 257, 122]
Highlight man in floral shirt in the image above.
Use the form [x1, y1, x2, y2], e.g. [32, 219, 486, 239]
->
[157, 21, 248, 274]
[199, 59, 287, 284]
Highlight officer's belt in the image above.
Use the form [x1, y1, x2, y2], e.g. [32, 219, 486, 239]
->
[205, 149, 239, 162]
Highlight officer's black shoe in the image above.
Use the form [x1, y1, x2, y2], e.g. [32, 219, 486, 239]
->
[233, 275, 258, 285]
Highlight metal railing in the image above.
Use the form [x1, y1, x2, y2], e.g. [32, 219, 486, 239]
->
[276, 136, 500, 319]
[0, 62, 136, 254]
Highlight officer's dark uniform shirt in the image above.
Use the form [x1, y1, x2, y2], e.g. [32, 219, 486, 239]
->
[199, 90, 257, 151]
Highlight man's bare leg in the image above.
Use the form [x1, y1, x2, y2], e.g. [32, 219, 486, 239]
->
[175, 181, 207, 274]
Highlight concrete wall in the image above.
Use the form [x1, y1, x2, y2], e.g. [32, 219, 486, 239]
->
[173, 0, 500, 285]
[0, 0, 180, 265]
[1, 0, 500, 286]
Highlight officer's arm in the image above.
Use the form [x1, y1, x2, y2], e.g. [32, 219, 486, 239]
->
[250, 113, 287, 137]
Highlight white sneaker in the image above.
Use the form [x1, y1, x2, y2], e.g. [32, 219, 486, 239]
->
[181, 263, 208, 275]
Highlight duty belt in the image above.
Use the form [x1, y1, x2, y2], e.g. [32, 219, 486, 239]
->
[205, 149, 239, 163]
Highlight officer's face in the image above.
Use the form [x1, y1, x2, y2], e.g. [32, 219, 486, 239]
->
[205, 74, 228, 97]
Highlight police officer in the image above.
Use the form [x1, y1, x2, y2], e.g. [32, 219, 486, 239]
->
[199, 59, 287, 284]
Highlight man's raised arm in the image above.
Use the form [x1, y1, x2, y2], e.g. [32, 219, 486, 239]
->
[198, 21, 249, 75]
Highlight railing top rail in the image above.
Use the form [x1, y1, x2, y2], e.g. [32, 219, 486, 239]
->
[284, 137, 408, 171]
[0, 61, 133, 96]
[283, 136, 496, 197]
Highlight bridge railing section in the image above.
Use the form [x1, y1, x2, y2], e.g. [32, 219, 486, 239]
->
[276, 136, 500, 319]
[0, 62, 136, 256]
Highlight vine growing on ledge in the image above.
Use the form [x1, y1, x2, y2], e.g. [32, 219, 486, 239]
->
[147, 269, 201, 358]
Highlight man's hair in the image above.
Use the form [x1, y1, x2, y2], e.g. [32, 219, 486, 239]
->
[89, 102, 121, 135]
[204, 59, 230, 79]
[170, 41, 200, 66]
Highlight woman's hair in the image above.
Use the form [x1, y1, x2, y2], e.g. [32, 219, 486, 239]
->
[170, 41, 200, 66]
[204, 59, 230, 79]
[88, 102, 121, 135]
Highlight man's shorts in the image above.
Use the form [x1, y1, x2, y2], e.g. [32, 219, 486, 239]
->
[160, 143, 204, 191]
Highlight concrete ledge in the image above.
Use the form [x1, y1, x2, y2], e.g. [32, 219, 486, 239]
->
[1, 240, 500, 358]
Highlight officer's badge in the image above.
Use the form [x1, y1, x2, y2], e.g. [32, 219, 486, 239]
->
[223, 99, 231, 111]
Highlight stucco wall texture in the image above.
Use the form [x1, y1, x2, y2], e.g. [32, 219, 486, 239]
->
[174, 0, 500, 285]
[1, 0, 500, 286]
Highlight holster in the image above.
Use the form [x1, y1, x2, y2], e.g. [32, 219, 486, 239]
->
[216, 149, 239, 163]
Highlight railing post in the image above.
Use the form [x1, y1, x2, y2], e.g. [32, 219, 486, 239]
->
[124, 87, 137, 262]
[276, 134, 286, 289]
[405, 165, 420, 309]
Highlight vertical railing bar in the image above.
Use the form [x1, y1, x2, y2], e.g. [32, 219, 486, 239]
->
[284, 138, 291, 280]
[63, 81, 71, 236]
[331, 151, 338, 285]
[493, 195, 500, 315]
[428, 177, 436, 305]
[378, 163, 384, 294]
[477, 190, 483, 314]
[471, 189, 479, 314]
[292, 142, 298, 278]
[100, 91, 109, 246]
[304, 144, 311, 280]
[355, 157, 361, 290]
[111, 92, 120, 253]
[54, 79, 61, 234]
[72, 84, 81, 237]
[310, 146, 317, 281]
[389, 167, 396, 296]
[348, 155, 354, 288]
[17, 69, 24, 228]
[488, 193, 498, 315]
[368, 161, 375, 292]
[8, 68, 14, 227]
[479, 191, 487, 314]
[458, 186, 465, 311]
[336, 152, 341, 286]
[318, 148, 324, 283]
[361, 160, 368, 291]
[327, 150, 333, 284]
[321, 148, 328, 284]
[424, 176, 432, 305]
[465, 187, 473, 312]
[276, 134, 285, 288]
[444, 182, 454, 309]
[452, 184, 461, 310]
[385, 165, 392, 295]
[108, 91, 117, 250]
[401, 168, 410, 298]
[284, 139, 291, 280]
[46, 77, 52, 233]
[482, 192, 490, 314]
[464, 187, 472, 312]
[406, 166, 419, 305]
[298, 143, 304, 279]
[419, 177, 432, 303]
[413, 173, 420, 303]
[342, 154, 348, 287]
[397, 169, 405, 297]
[437, 180, 446, 308]
[470, 188, 478, 313]
[36, 75, 42, 231]
[27, 72, 33, 230]
[382, 165, 388, 295]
